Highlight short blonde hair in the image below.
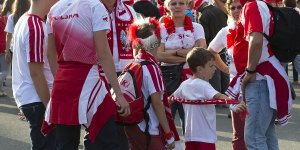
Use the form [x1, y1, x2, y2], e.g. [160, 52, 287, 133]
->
[164, 0, 188, 9]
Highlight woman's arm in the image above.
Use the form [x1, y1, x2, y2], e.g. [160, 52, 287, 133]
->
[94, 30, 130, 116]
[208, 48, 228, 73]
[157, 43, 186, 63]
[176, 38, 207, 57]
[5, 32, 12, 62]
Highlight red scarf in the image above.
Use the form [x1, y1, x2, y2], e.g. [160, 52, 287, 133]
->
[164, 15, 194, 35]
[233, 22, 248, 75]
[227, 29, 236, 48]
[105, 0, 134, 59]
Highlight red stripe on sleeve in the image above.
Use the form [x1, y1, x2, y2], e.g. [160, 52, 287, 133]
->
[145, 65, 161, 92]
[28, 16, 44, 62]
[28, 17, 36, 62]
[243, 1, 263, 37]
[37, 18, 45, 62]
[153, 65, 164, 91]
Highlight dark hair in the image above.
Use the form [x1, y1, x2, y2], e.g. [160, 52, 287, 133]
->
[133, 1, 161, 19]
[186, 47, 214, 73]
[1, 0, 14, 16]
[136, 23, 155, 39]
[283, 0, 296, 7]
[12, 0, 30, 25]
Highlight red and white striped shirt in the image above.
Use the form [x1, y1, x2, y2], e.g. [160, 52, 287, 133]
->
[135, 50, 165, 135]
[12, 14, 53, 107]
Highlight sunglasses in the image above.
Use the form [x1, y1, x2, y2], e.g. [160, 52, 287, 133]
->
[170, 2, 186, 6]
[230, 5, 242, 11]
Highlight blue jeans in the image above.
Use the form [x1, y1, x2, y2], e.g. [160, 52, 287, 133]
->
[20, 102, 56, 150]
[0, 53, 8, 92]
[244, 80, 278, 150]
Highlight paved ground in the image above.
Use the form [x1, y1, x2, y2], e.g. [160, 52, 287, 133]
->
[1, 66, 300, 150]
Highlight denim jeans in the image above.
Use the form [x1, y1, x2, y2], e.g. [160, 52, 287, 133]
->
[293, 55, 300, 73]
[20, 102, 56, 150]
[0, 53, 8, 92]
[244, 80, 279, 150]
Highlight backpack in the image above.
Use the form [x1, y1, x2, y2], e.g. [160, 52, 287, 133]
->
[263, 3, 300, 62]
[113, 60, 154, 125]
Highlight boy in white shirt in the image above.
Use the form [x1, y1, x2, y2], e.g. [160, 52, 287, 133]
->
[173, 47, 245, 150]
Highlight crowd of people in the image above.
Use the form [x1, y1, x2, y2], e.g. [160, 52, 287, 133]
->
[0, 0, 298, 149]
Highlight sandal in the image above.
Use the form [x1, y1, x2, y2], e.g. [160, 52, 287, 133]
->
[0, 92, 7, 96]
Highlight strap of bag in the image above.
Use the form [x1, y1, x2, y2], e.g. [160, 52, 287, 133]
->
[144, 97, 152, 150]
[139, 60, 155, 149]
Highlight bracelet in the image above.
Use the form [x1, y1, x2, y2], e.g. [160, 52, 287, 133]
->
[164, 131, 174, 139]
[245, 68, 256, 74]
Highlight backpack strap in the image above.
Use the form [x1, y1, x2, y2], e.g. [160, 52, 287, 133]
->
[144, 97, 152, 150]
[262, 1, 273, 41]
[139, 60, 155, 149]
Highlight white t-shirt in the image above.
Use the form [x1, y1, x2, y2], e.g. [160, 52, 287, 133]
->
[12, 14, 53, 107]
[160, 22, 205, 66]
[173, 78, 218, 143]
[136, 55, 165, 135]
[47, 0, 110, 64]
[4, 14, 14, 33]
[5, 14, 15, 51]
[208, 23, 237, 79]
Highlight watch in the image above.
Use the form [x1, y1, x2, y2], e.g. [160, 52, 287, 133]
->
[245, 68, 256, 74]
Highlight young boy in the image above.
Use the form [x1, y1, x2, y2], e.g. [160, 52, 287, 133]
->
[173, 47, 245, 150]
[124, 17, 177, 150]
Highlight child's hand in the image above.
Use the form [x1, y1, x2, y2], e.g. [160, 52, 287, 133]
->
[235, 101, 246, 112]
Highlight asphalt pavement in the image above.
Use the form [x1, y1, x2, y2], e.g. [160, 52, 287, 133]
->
[1, 66, 300, 150]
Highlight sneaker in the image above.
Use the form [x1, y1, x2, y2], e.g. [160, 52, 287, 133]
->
[0, 91, 7, 97]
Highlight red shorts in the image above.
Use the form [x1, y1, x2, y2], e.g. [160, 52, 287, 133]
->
[185, 141, 216, 150]
[124, 125, 166, 150]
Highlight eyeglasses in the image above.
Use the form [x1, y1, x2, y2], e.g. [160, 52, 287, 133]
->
[170, 2, 186, 6]
[230, 5, 242, 11]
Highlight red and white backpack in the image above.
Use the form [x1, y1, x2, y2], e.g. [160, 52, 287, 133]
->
[112, 61, 154, 125]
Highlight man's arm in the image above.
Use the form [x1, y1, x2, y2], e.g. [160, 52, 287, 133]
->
[241, 32, 263, 92]
[29, 63, 50, 106]
[93, 30, 130, 116]
[47, 34, 58, 76]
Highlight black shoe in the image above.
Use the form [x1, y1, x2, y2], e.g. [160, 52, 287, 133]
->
[291, 85, 296, 100]
[228, 112, 231, 118]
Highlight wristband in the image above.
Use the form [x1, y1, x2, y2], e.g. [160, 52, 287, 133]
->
[164, 131, 175, 145]
[166, 136, 175, 145]
[164, 131, 174, 139]
[245, 68, 256, 74]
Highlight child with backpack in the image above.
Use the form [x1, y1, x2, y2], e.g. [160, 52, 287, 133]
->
[122, 17, 178, 150]
[173, 48, 246, 150]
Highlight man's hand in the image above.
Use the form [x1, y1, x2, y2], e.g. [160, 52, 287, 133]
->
[241, 72, 256, 97]
[5, 51, 12, 63]
[116, 95, 130, 116]
[18, 111, 26, 121]
[235, 101, 247, 112]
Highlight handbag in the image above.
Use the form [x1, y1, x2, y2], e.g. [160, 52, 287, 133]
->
[160, 63, 184, 95]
